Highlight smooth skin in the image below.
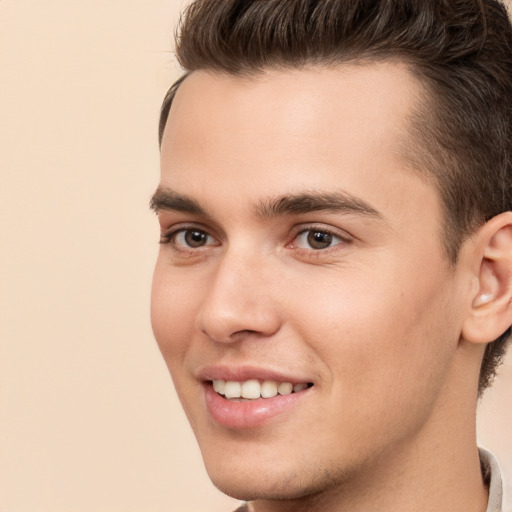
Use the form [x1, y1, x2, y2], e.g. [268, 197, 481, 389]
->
[151, 63, 512, 512]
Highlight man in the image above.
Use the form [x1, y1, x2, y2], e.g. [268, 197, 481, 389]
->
[150, 1, 512, 510]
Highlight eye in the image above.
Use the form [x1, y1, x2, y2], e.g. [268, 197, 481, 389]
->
[292, 229, 346, 250]
[179, 229, 210, 248]
[160, 228, 218, 249]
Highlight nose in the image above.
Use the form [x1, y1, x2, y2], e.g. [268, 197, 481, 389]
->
[196, 250, 282, 344]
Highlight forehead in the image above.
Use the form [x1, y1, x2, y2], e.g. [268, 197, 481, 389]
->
[159, 62, 435, 222]
[162, 62, 422, 155]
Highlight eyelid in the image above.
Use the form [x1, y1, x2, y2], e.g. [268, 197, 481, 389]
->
[287, 223, 353, 253]
[159, 223, 221, 248]
[289, 223, 352, 243]
[157, 211, 224, 236]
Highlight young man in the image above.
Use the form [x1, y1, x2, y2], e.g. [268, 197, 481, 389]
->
[150, 1, 512, 510]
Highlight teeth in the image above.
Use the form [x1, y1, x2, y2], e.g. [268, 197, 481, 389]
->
[224, 381, 241, 399]
[241, 379, 261, 399]
[261, 380, 278, 398]
[278, 382, 293, 395]
[212, 379, 310, 400]
[212, 379, 225, 394]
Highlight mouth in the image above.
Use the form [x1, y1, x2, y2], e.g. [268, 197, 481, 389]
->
[199, 367, 315, 428]
[202, 377, 314, 428]
[211, 379, 314, 401]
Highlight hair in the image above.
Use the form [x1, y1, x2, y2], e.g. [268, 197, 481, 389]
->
[159, 0, 512, 394]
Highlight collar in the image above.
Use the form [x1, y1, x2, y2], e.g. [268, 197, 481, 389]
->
[480, 448, 503, 512]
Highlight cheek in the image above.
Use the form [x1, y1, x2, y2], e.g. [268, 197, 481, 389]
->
[151, 264, 205, 429]
[150, 261, 198, 364]
[289, 263, 458, 404]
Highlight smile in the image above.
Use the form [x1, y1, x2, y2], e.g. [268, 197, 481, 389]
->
[202, 372, 314, 428]
[212, 379, 312, 400]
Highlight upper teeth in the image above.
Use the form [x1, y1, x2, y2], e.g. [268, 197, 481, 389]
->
[212, 379, 309, 399]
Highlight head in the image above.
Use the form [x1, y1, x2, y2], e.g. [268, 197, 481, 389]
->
[158, 0, 512, 395]
[151, 0, 512, 506]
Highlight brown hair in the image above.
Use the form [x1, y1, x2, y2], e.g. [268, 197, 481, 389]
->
[159, 0, 512, 394]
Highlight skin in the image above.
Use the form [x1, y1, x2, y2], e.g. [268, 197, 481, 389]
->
[151, 63, 494, 511]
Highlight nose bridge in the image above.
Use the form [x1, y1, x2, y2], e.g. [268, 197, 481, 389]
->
[197, 244, 281, 343]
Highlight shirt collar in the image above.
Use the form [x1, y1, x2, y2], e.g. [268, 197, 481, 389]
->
[480, 448, 503, 512]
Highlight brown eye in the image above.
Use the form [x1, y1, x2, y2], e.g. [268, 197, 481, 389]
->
[160, 228, 218, 249]
[291, 228, 346, 251]
[307, 231, 333, 249]
[159, 227, 220, 253]
[183, 229, 209, 248]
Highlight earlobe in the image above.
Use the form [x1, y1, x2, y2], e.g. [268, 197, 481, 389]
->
[462, 212, 512, 344]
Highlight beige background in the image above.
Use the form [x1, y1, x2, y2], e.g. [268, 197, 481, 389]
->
[1, 1, 510, 511]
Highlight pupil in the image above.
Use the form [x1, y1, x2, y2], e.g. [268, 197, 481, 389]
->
[307, 231, 332, 249]
[185, 230, 207, 247]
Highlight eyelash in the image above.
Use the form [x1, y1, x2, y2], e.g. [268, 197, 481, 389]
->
[288, 225, 351, 253]
[159, 224, 352, 255]
[159, 226, 218, 251]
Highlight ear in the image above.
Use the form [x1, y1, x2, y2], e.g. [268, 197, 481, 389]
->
[462, 212, 512, 344]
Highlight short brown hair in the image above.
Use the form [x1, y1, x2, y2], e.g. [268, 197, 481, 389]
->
[159, 0, 512, 394]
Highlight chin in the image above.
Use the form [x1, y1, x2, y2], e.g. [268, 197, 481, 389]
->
[203, 452, 351, 503]
[208, 473, 310, 502]
[203, 453, 298, 500]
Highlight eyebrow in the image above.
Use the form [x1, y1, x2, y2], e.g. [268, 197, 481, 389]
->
[150, 186, 384, 222]
[150, 187, 209, 216]
[255, 191, 384, 221]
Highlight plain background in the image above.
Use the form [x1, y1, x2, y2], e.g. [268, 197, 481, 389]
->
[1, 1, 511, 511]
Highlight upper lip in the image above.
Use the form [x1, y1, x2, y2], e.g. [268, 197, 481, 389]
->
[197, 365, 313, 384]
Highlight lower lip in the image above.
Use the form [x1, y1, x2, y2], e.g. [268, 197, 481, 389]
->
[204, 383, 309, 429]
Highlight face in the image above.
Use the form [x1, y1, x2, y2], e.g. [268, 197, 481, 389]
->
[151, 64, 469, 502]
